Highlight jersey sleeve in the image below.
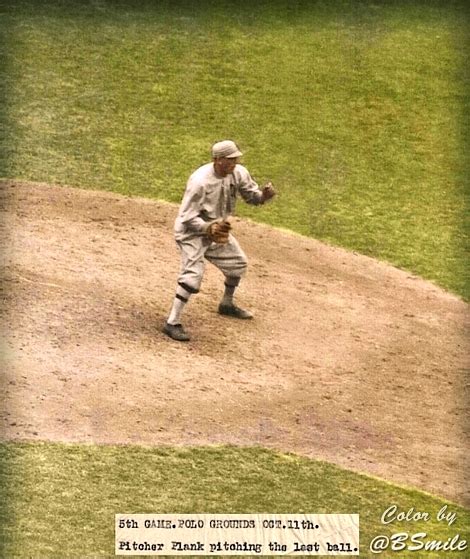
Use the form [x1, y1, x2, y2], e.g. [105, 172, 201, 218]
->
[177, 180, 210, 233]
[234, 165, 264, 205]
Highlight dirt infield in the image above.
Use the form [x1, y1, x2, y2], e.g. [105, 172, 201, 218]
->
[1, 180, 468, 505]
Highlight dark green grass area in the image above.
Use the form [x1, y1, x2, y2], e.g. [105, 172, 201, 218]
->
[1, 0, 469, 298]
[0, 442, 468, 558]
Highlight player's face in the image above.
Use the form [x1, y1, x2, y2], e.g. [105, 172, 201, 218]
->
[214, 156, 239, 177]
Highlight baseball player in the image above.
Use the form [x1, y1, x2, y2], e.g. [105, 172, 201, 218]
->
[163, 140, 276, 341]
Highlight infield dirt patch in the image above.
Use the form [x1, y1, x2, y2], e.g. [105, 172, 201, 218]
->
[1, 180, 468, 505]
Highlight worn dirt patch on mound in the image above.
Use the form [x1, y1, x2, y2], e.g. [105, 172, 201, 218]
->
[1, 180, 468, 505]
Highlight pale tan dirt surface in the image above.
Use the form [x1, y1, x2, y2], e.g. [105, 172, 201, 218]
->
[1, 180, 469, 505]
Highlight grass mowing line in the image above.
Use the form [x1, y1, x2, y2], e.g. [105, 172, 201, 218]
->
[1, 1, 469, 299]
[0, 441, 469, 558]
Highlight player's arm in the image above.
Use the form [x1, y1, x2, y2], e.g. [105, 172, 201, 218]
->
[235, 165, 276, 205]
[177, 182, 211, 233]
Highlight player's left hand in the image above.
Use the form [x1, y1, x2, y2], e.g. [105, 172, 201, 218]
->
[261, 181, 276, 202]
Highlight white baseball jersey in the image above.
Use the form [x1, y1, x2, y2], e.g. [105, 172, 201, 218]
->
[175, 162, 264, 240]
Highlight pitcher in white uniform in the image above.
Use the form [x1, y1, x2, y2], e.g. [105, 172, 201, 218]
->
[163, 140, 276, 341]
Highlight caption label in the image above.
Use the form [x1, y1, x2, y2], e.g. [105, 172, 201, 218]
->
[115, 513, 359, 555]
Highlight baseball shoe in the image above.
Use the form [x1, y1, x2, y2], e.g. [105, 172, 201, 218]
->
[162, 322, 191, 341]
[218, 303, 253, 319]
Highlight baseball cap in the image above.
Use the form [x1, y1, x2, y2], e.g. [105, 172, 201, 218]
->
[211, 140, 243, 159]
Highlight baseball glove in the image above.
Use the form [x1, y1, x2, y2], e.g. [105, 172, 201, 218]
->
[207, 220, 232, 244]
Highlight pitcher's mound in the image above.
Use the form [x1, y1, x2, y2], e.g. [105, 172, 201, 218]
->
[1, 180, 468, 505]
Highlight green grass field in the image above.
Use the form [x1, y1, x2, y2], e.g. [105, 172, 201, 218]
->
[1, 0, 469, 298]
[1, 1, 469, 557]
[1, 442, 469, 558]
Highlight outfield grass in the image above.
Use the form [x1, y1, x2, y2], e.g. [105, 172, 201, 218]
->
[1, 0, 469, 298]
[0, 442, 468, 558]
